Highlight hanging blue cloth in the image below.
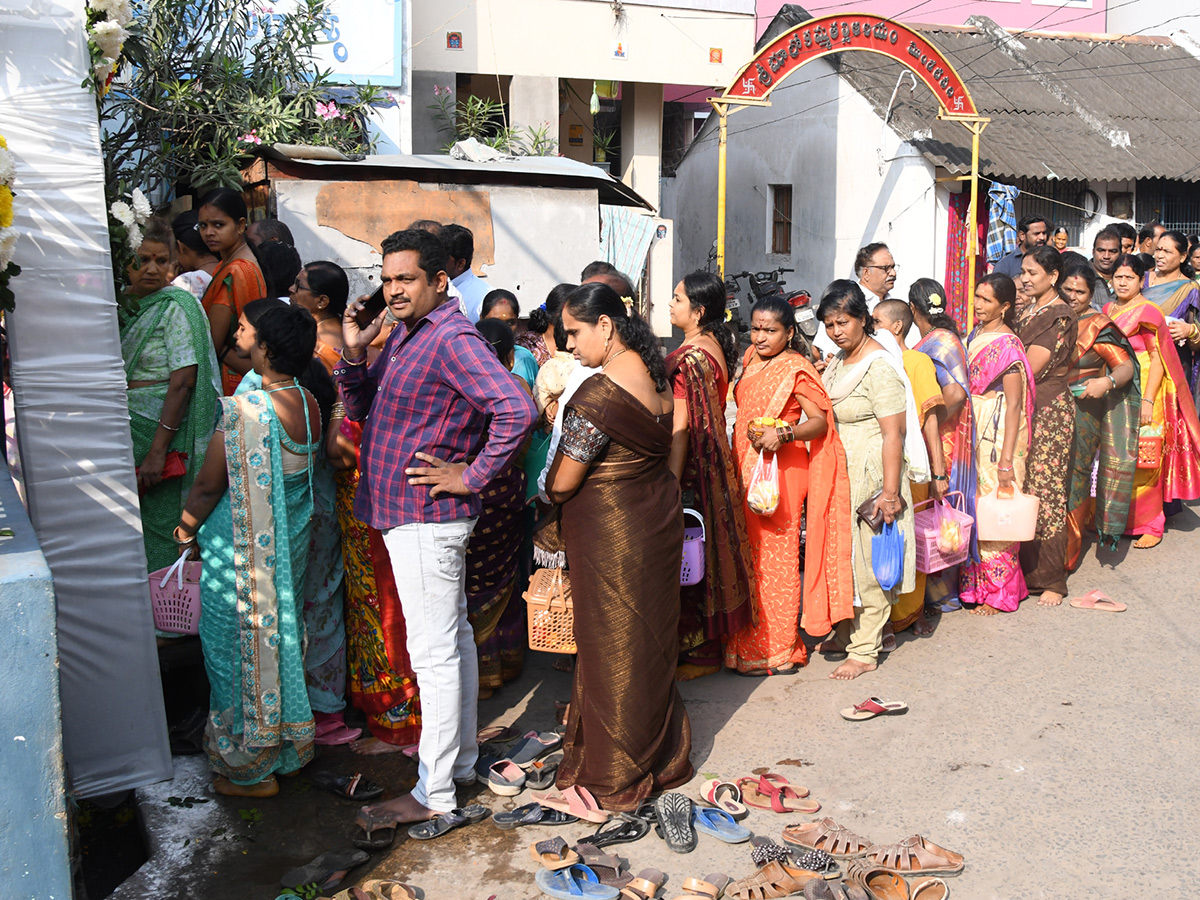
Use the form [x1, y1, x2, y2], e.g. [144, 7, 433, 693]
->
[986, 183, 1020, 264]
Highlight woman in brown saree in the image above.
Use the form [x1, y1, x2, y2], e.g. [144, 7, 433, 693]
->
[546, 283, 693, 811]
[1016, 246, 1079, 606]
[666, 272, 755, 680]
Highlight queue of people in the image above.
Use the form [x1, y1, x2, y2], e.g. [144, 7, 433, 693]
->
[121, 204, 1200, 846]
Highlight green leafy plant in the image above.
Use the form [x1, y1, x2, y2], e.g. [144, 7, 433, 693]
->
[429, 86, 557, 156]
[100, 0, 384, 200]
[593, 129, 617, 163]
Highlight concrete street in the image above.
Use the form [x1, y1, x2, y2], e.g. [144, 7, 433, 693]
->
[111, 506, 1200, 900]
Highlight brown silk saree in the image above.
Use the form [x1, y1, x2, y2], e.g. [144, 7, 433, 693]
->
[555, 374, 694, 810]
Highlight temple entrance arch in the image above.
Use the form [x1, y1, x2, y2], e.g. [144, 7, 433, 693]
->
[710, 14, 989, 323]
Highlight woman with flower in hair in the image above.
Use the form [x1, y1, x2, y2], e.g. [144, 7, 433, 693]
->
[121, 216, 221, 576]
[910, 279, 977, 612]
[666, 272, 755, 679]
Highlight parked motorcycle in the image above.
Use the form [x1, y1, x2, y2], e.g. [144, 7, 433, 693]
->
[727, 268, 818, 358]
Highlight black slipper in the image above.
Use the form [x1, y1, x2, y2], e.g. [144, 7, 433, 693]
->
[492, 802, 579, 830]
[654, 792, 697, 853]
[576, 813, 651, 848]
[353, 810, 398, 851]
[735, 666, 800, 677]
[311, 771, 385, 801]
[407, 804, 491, 840]
[281, 848, 369, 888]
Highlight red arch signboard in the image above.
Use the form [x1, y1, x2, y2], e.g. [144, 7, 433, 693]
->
[721, 14, 978, 118]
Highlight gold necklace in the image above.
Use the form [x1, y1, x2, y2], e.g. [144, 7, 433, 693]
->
[602, 347, 628, 370]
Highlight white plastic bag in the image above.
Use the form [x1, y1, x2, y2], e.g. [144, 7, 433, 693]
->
[746, 452, 780, 516]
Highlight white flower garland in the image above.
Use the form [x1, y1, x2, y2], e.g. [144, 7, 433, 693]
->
[85, 0, 133, 96]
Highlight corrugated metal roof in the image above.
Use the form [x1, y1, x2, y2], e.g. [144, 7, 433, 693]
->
[259, 147, 655, 210]
[767, 6, 1200, 182]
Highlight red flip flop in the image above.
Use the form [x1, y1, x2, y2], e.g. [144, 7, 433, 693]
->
[737, 774, 820, 814]
[840, 697, 909, 721]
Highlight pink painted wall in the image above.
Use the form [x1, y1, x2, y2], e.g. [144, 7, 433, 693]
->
[754, 1, 1109, 37]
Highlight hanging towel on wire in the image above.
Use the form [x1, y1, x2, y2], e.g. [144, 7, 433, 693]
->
[986, 183, 1020, 264]
[599, 205, 656, 290]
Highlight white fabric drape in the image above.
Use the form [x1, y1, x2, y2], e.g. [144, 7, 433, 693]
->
[2, 0, 172, 796]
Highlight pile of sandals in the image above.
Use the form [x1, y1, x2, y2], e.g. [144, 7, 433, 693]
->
[285, 760, 965, 900]
[518, 775, 964, 900]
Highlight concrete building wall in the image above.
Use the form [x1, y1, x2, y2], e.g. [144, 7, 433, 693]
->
[412, 0, 754, 87]
[1108, 1, 1200, 38]
[755, 0, 1109, 35]
[663, 56, 940, 310]
[275, 180, 601, 312]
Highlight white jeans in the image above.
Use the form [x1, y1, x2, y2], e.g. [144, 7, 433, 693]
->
[381, 518, 479, 812]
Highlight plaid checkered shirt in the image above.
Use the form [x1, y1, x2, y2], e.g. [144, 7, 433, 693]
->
[335, 299, 536, 530]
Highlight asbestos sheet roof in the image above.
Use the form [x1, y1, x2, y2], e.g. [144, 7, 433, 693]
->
[260, 146, 655, 210]
[766, 5, 1200, 182]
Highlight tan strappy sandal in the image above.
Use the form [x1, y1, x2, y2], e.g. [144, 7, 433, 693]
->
[781, 818, 875, 859]
[866, 834, 964, 877]
[669, 873, 732, 900]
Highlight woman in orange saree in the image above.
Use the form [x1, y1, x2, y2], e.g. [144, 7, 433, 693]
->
[196, 189, 267, 395]
[726, 297, 852, 675]
[1104, 254, 1200, 549]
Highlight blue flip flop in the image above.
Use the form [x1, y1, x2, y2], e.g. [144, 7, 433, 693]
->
[692, 805, 752, 844]
[534, 863, 620, 899]
[507, 730, 563, 767]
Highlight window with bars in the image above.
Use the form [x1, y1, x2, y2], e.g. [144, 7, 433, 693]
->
[1136, 179, 1200, 236]
[1010, 177, 1089, 246]
[770, 184, 792, 255]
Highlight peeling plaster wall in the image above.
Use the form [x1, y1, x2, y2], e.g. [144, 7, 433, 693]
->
[275, 180, 601, 310]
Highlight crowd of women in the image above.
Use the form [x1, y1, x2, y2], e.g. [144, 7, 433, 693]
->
[122, 190, 1200, 808]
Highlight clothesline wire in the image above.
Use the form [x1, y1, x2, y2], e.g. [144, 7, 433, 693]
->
[981, 176, 1118, 219]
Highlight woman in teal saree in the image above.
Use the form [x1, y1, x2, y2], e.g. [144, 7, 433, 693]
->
[175, 306, 322, 797]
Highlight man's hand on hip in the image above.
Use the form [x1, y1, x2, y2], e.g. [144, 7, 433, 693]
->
[406, 452, 471, 497]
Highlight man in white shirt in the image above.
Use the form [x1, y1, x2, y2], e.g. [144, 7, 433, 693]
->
[441, 223, 489, 323]
[813, 242, 919, 358]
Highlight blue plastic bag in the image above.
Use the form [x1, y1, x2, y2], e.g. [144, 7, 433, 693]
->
[871, 520, 905, 592]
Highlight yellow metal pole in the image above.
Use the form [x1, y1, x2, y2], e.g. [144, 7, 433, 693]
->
[714, 101, 729, 279]
[966, 120, 982, 333]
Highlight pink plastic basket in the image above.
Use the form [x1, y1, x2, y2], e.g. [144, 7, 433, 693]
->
[149, 556, 202, 635]
[913, 491, 973, 574]
[680, 508, 706, 586]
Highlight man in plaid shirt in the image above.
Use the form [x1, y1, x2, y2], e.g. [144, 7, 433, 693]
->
[336, 229, 535, 835]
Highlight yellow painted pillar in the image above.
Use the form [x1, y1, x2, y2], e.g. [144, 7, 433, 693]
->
[714, 101, 729, 278]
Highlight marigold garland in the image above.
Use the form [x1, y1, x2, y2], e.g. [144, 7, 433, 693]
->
[0, 133, 19, 312]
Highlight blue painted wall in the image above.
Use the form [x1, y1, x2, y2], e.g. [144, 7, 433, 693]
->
[0, 466, 73, 899]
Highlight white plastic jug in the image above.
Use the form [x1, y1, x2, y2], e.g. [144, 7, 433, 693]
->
[975, 485, 1039, 543]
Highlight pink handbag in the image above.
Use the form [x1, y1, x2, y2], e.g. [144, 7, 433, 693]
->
[680, 508, 706, 586]
[975, 485, 1039, 543]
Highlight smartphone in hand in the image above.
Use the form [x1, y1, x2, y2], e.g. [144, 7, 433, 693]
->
[354, 285, 386, 329]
